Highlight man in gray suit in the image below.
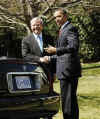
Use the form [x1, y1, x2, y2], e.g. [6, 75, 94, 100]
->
[22, 17, 56, 73]
[44, 8, 81, 119]
[22, 17, 54, 63]
[22, 17, 55, 119]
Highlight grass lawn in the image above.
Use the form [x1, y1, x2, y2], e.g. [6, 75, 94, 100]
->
[53, 62, 100, 119]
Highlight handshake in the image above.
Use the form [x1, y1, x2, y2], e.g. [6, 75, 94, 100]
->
[40, 45, 56, 63]
[40, 56, 50, 63]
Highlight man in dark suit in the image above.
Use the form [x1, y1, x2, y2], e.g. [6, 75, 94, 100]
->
[22, 17, 55, 119]
[44, 8, 81, 119]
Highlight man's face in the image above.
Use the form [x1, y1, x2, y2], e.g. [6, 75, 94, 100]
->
[31, 20, 43, 35]
[54, 11, 67, 27]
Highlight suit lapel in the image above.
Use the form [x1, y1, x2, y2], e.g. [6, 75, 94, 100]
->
[57, 21, 70, 47]
[30, 34, 42, 53]
[42, 32, 46, 48]
[62, 21, 70, 30]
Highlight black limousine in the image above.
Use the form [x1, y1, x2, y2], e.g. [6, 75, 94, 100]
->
[0, 57, 60, 119]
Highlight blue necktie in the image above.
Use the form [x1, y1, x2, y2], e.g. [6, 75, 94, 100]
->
[37, 35, 43, 52]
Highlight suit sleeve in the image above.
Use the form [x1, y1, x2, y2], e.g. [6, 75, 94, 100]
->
[56, 26, 79, 56]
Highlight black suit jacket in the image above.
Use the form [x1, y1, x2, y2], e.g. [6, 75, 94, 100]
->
[22, 32, 55, 63]
[51, 22, 81, 79]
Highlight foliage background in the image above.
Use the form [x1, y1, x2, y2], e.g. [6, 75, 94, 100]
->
[0, 0, 100, 62]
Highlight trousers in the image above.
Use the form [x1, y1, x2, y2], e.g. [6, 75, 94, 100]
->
[60, 78, 79, 119]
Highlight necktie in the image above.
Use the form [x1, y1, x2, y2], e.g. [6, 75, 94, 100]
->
[59, 29, 61, 37]
[37, 35, 43, 52]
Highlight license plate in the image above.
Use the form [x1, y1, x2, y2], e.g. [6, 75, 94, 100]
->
[7, 72, 42, 93]
[15, 76, 31, 89]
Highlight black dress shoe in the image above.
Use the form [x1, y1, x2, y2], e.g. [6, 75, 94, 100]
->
[43, 117, 52, 119]
[33, 117, 40, 119]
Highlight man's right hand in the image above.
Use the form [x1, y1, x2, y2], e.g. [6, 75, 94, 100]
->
[40, 56, 50, 63]
[44, 46, 56, 54]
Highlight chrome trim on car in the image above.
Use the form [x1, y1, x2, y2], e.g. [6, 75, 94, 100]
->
[7, 72, 42, 94]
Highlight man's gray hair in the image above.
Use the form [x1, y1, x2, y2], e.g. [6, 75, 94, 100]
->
[30, 17, 43, 25]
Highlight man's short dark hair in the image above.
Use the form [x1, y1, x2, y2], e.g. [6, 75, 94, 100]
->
[54, 8, 68, 16]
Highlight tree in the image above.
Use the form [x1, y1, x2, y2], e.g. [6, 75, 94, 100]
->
[0, 0, 99, 33]
[0, 0, 83, 34]
[0, 0, 100, 61]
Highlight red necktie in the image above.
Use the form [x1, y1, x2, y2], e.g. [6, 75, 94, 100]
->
[59, 29, 61, 36]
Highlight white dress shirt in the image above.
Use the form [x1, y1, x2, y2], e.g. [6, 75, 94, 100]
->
[33, 33, 43, 52]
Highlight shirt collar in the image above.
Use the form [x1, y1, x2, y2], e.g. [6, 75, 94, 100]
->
[33, 33, 42, 39]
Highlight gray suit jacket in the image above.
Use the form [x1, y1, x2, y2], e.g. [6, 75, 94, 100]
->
[22, 34, 42, 62]
[22, 32, 55, 63]
[51, 22, 81, 79]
